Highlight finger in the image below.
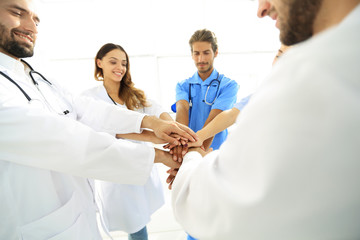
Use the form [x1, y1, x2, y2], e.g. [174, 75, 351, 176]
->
[175, 145, 183, 163]
[169, 133, 182, 139]
[166, 159, 181, 169]
[169, 178, 175, 190]
[170, 168, 179, 176]
[166, 174, 174, 183]
[182, 144, 189, 157]
[174, 123, 198, 142]
[166, 143, 178, 150]
[168, 177, 175, 190]
[172, 146, 178, 161]
[159, 133, 180, 146]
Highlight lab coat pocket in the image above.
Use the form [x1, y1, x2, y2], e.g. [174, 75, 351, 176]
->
[20, 192, 92, 240]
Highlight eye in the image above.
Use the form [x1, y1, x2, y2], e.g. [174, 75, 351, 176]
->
[110, 61, 117, 65]
[10, 10, 22, 17]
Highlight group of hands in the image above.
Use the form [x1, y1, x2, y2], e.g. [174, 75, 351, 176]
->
[151, 118, 212, 189]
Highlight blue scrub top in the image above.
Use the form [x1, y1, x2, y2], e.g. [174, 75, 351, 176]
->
[176, 69, 239, 150]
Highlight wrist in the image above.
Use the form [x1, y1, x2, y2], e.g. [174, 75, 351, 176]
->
[142, 115, 157, 130]
[196, 130, 207, 143]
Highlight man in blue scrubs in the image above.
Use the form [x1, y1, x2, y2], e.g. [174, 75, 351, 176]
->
[174, 29, 239, 163]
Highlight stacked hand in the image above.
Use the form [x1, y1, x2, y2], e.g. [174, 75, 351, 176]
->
[164, 138, 211, 190]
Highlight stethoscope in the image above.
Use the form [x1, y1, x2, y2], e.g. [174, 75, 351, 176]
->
[0, 60, 71, 115]
[189, 72, 221, 108]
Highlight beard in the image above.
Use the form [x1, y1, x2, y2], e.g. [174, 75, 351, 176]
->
[279, 0, 323, 46]
[0, 24, 34, 58]
[197, 62, 213, 74]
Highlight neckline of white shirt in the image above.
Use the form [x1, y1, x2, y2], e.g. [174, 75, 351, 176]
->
[0, 53, 33, 85]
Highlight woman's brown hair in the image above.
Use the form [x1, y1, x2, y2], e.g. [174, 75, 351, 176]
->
[94, 43, 148, 110]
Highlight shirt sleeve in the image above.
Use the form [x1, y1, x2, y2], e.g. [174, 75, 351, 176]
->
[0, 105, 154, 185]
[175, 79, 190, 102]
[233, 94, 252, 111]
[72, 95, 145, 135]
[211, 78, 239, 111]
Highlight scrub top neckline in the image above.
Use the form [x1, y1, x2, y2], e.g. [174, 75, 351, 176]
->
[189, 69, 220, 85]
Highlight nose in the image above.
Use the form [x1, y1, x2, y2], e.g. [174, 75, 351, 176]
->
[119, 64, 126, 74]
[23, 17, 38, 34]
[198, 53, 205, 62]
[257, 0, 271, 18]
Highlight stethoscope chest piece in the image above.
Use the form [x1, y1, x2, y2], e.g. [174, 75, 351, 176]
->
[189, 73, 221, 108]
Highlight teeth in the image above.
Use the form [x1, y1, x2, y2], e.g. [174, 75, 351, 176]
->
[15, 33, 32, 42]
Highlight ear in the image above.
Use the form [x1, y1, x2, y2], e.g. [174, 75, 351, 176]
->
[96, 59, 102, 68]
[214, 49, 219, 58]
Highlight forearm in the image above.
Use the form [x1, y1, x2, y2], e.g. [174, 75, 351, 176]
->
[176, 100, 190, 126]
[199, 108, 240, 142]
[141, 115, 159, 130]
[74, 95, 144, 134]
[116, 130, 157, 143]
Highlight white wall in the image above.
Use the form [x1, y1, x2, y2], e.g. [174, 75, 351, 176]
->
[31, 0, 280, 111]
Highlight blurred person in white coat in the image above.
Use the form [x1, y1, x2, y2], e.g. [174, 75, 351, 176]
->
[170, 0, 360, 239]
[82, 43, 172, 240]
[0, 0, 197, 239]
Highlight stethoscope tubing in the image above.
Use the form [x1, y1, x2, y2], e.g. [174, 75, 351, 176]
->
[0, 71, 32, 101]
[189, 73, 221, 108]
[0, 61, 70, 115]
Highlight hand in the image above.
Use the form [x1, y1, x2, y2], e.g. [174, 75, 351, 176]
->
[147, 131, 169, 144]
[165, 147, 210, 190]
[184, 137, 204, 148]
[169, 144, 189, 163]
[154, 149, 181, 169]
[143, 116, 198, 145]
[166, 168, 179, 190]
[162, 133, 189, 149]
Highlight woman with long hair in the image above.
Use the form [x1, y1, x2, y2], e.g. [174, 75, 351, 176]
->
[82, 43, 173, 240]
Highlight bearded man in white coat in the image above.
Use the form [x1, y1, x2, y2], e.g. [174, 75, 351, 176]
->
[0, 0, 198, 239]
[170, 0, 360, 239]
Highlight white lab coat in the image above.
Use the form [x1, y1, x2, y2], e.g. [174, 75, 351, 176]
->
[0, 53, 155, 240]
[82, 85, 165, 234]
[172, 5, 360, 240]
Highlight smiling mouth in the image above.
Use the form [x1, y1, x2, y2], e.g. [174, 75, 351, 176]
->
[13, 31, 34, 44]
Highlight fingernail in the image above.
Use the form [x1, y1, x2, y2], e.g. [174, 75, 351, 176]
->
[184, 144, 188, 147]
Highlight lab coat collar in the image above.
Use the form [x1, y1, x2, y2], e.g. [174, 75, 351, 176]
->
[189, 69, 219, 85]
[0, 52, 26, 75]
[97, 84, 124, 106]
[339, 3, 360, 26]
